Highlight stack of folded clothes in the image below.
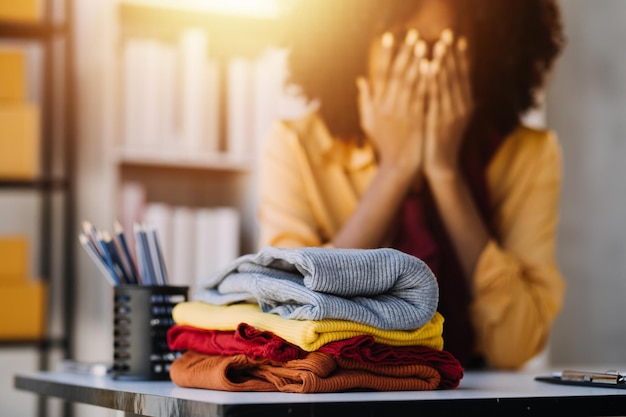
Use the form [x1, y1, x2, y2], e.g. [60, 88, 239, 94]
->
[168, 246, 464, 393]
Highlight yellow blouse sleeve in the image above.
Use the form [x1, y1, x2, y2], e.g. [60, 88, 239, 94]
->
[257, 120, 327, 249]
[471, 128, 566, 369]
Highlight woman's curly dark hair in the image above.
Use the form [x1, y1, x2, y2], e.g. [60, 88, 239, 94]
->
[280, 0, 565, 140]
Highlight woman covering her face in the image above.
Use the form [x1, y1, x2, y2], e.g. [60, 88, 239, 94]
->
[258, 0, 566, 369]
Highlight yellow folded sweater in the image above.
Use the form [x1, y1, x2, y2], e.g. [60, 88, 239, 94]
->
[172, 301, 444, 351]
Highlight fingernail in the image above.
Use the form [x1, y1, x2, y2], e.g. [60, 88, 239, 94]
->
[441, 29, 454, 45]
[434, 41, 446, 58]
[414, 40, 426, 57]
[381, 32, 394, 48]
[457, 36, 468, 52]
[405, 28, 419, 46]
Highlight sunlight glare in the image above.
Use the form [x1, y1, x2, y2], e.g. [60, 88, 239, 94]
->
[171, 0, 281, 18]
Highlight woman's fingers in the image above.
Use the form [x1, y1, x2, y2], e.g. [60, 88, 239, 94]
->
[433, 40, 453, 123]
[383, 29, 419, 111]
[356, 76, 374, 134]
[410, 58, 430, 116]
[373, 32, 395, 102]
[456, 36, 474, 111]
[426, 58, 441, 137]
[397, 39, 427, 113]
[442, 31, 466, 118]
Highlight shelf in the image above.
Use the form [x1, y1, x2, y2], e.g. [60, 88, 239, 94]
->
[0, 20, 68, 39]
[115, 147, 254, 172]
[0, 337, 67, 350]
[0, 1, 76, 416]
[0, 178, 69, 190]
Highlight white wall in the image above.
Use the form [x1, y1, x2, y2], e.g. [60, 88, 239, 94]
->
[548, 0, 626, 365]
[72, 0, 118, 416]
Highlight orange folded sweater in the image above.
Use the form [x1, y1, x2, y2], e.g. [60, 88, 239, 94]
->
[171, 350, 441, 393]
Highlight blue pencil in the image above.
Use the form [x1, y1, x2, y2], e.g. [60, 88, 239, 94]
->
[79, 233, 118, 286]
[148, 225, 168, 286]
[114, 221, 140, 284]
[102, 231, 132, 284]
[95, 230, 121, 285]
[134, 223, 157, 285]
[82, 221, 103, 257]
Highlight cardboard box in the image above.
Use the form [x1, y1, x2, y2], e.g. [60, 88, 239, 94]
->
[0, 281, 46, 340]
[0, 0, 42, 22]
[0, 236, 28, 284]
[0, 103, 40, 179]
[0, 50, 26, 102]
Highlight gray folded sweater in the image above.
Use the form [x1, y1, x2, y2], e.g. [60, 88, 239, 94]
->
[193, 246, 439, 330]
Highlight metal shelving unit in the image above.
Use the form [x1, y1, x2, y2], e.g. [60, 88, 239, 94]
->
[0, 0, 75, 416]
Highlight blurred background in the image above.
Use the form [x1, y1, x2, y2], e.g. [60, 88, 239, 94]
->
[0, 0, 625, 415]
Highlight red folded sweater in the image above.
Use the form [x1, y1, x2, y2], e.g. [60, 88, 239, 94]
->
[168, 323, 308, 362]
[168, 323, 463, 388]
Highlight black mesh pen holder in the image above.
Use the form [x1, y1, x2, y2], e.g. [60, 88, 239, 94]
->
[112, 285, 188, 380]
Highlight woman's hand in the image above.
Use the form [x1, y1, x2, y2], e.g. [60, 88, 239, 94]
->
[421, 33, 489, 279]
[357, 30, 429, 182]
[423, 32, 474, 181]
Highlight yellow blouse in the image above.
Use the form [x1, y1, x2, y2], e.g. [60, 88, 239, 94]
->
[257, 112, 565, 369]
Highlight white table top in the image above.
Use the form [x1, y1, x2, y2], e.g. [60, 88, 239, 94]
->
[14, 367, 626, 416]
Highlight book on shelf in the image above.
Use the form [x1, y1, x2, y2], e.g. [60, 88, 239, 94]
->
[180, 28, 220, 152]
[120, 28, 303, 161]
[123, 38, 172, 151]
[151, 204, 240, 288]
[170, 206, 196, 287]
[122, 29, 221, 154]
[143, 202, 172, 277]
[226, 56, 254, 156]
[194, 206, 240, 285]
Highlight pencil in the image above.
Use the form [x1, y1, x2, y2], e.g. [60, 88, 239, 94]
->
[147, 225, 168, 285]
[95, 230, 120, 285]
[114, 220, 140, 285]
[102, 231, 131, 284]
[134, 223, 157, 285]
[82, 221, 103, 257]
[79, 233, 118, 286]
